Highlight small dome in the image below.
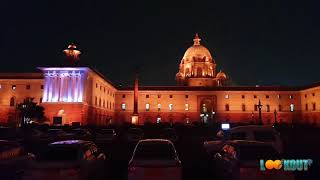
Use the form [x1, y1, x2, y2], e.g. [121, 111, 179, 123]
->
[216, 70, 227, 79]
[181, 34, 214, 64]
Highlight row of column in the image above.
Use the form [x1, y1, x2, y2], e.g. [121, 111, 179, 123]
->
[43, 71, 84, 102]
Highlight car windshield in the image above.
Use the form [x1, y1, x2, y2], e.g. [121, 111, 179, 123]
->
[253, 131, 276, 142]
[40, 146, 79, 162]
[236, 145, 280, 161]
[134, 142, 176, 160]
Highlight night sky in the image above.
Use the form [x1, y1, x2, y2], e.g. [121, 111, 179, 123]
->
[1, 0, 319, 86]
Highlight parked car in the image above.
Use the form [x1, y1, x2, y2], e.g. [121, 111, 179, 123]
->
[70, 128, 93, 140]
[0, 127, 23, 142]
[127, 128, 144, 143]
[22, 140, 106, 180]
[95, 128, 116, 143]
[212, 140, 294, 180]
[0, 140, 35, 180]
[159, 128, 178, 143]
[128, 139, 182, 180]
[204, 125, 283, 154]
[47, 129, 68, 141]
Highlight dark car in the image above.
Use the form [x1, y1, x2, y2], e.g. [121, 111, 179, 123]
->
[127, 128, 144, 143]
[159, 128, 178, 143]
[0, 140, 35, 180]
[212, 140, 294, 180]
[95, 128, 116, 144]
[22, 140, 106, 180]
[70, 128, 93, 140]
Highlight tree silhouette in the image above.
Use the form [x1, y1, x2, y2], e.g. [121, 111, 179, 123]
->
[17, 97, 45, 126]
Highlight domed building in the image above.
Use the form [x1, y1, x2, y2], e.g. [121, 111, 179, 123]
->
[176, 34, 227, 87]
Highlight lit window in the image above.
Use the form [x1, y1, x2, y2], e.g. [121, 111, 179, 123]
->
[289, 95, 293, 99]
[290, 104, 294, 112]
[26, 85, 30, 90]
[146, 95, 149, 98]
[0, 84, 1, 89]
[157, 117, 161, 124]
[146, 103, 150, 111]
[121, 103, 126, 110]
[266, 104, 270, 112]
[185, 104, 189, 111]
[157, 104, 161, 111]
[169, 104, 173, 111]
[225, 94, 229, 99]
[12, 85, 16, 90]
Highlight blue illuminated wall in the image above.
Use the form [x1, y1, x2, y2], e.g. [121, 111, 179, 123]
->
[39, 67, 88, 103]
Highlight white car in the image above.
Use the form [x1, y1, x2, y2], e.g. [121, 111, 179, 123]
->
[204, 125, 283, 154]
[128, 139, 182, 180]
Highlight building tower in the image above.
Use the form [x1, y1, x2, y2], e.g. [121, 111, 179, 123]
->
[176, 34, 227, 87]
[63, 43, 81, 65]
[131, 73, 139, 125]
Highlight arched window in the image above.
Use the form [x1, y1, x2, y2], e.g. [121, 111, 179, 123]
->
[266, 105, 270, 112]
[225, 104, 230, 111]
[10, 97, 15, 107]
[185, 68, 190, 77]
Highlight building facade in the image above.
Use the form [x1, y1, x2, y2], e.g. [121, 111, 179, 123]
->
[0, 35, 319, 126]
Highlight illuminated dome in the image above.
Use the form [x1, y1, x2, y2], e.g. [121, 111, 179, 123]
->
[181, 34, 214, 64]
[216, 70, 227, 79]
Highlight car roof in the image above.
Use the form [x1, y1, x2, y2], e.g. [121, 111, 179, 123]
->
[138, 139, 173, 144]
[230, 125, 274, 131]
[49, 140, 92, 147]
[225, 140, 271, 146]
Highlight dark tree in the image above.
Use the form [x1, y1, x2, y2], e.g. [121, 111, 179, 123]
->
[17, 97, 45, 126]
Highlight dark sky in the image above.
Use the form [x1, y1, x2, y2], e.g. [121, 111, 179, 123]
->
[1, 0, 319, 86]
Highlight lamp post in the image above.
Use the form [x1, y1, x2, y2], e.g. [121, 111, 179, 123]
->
[257, 99, 263, 125]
